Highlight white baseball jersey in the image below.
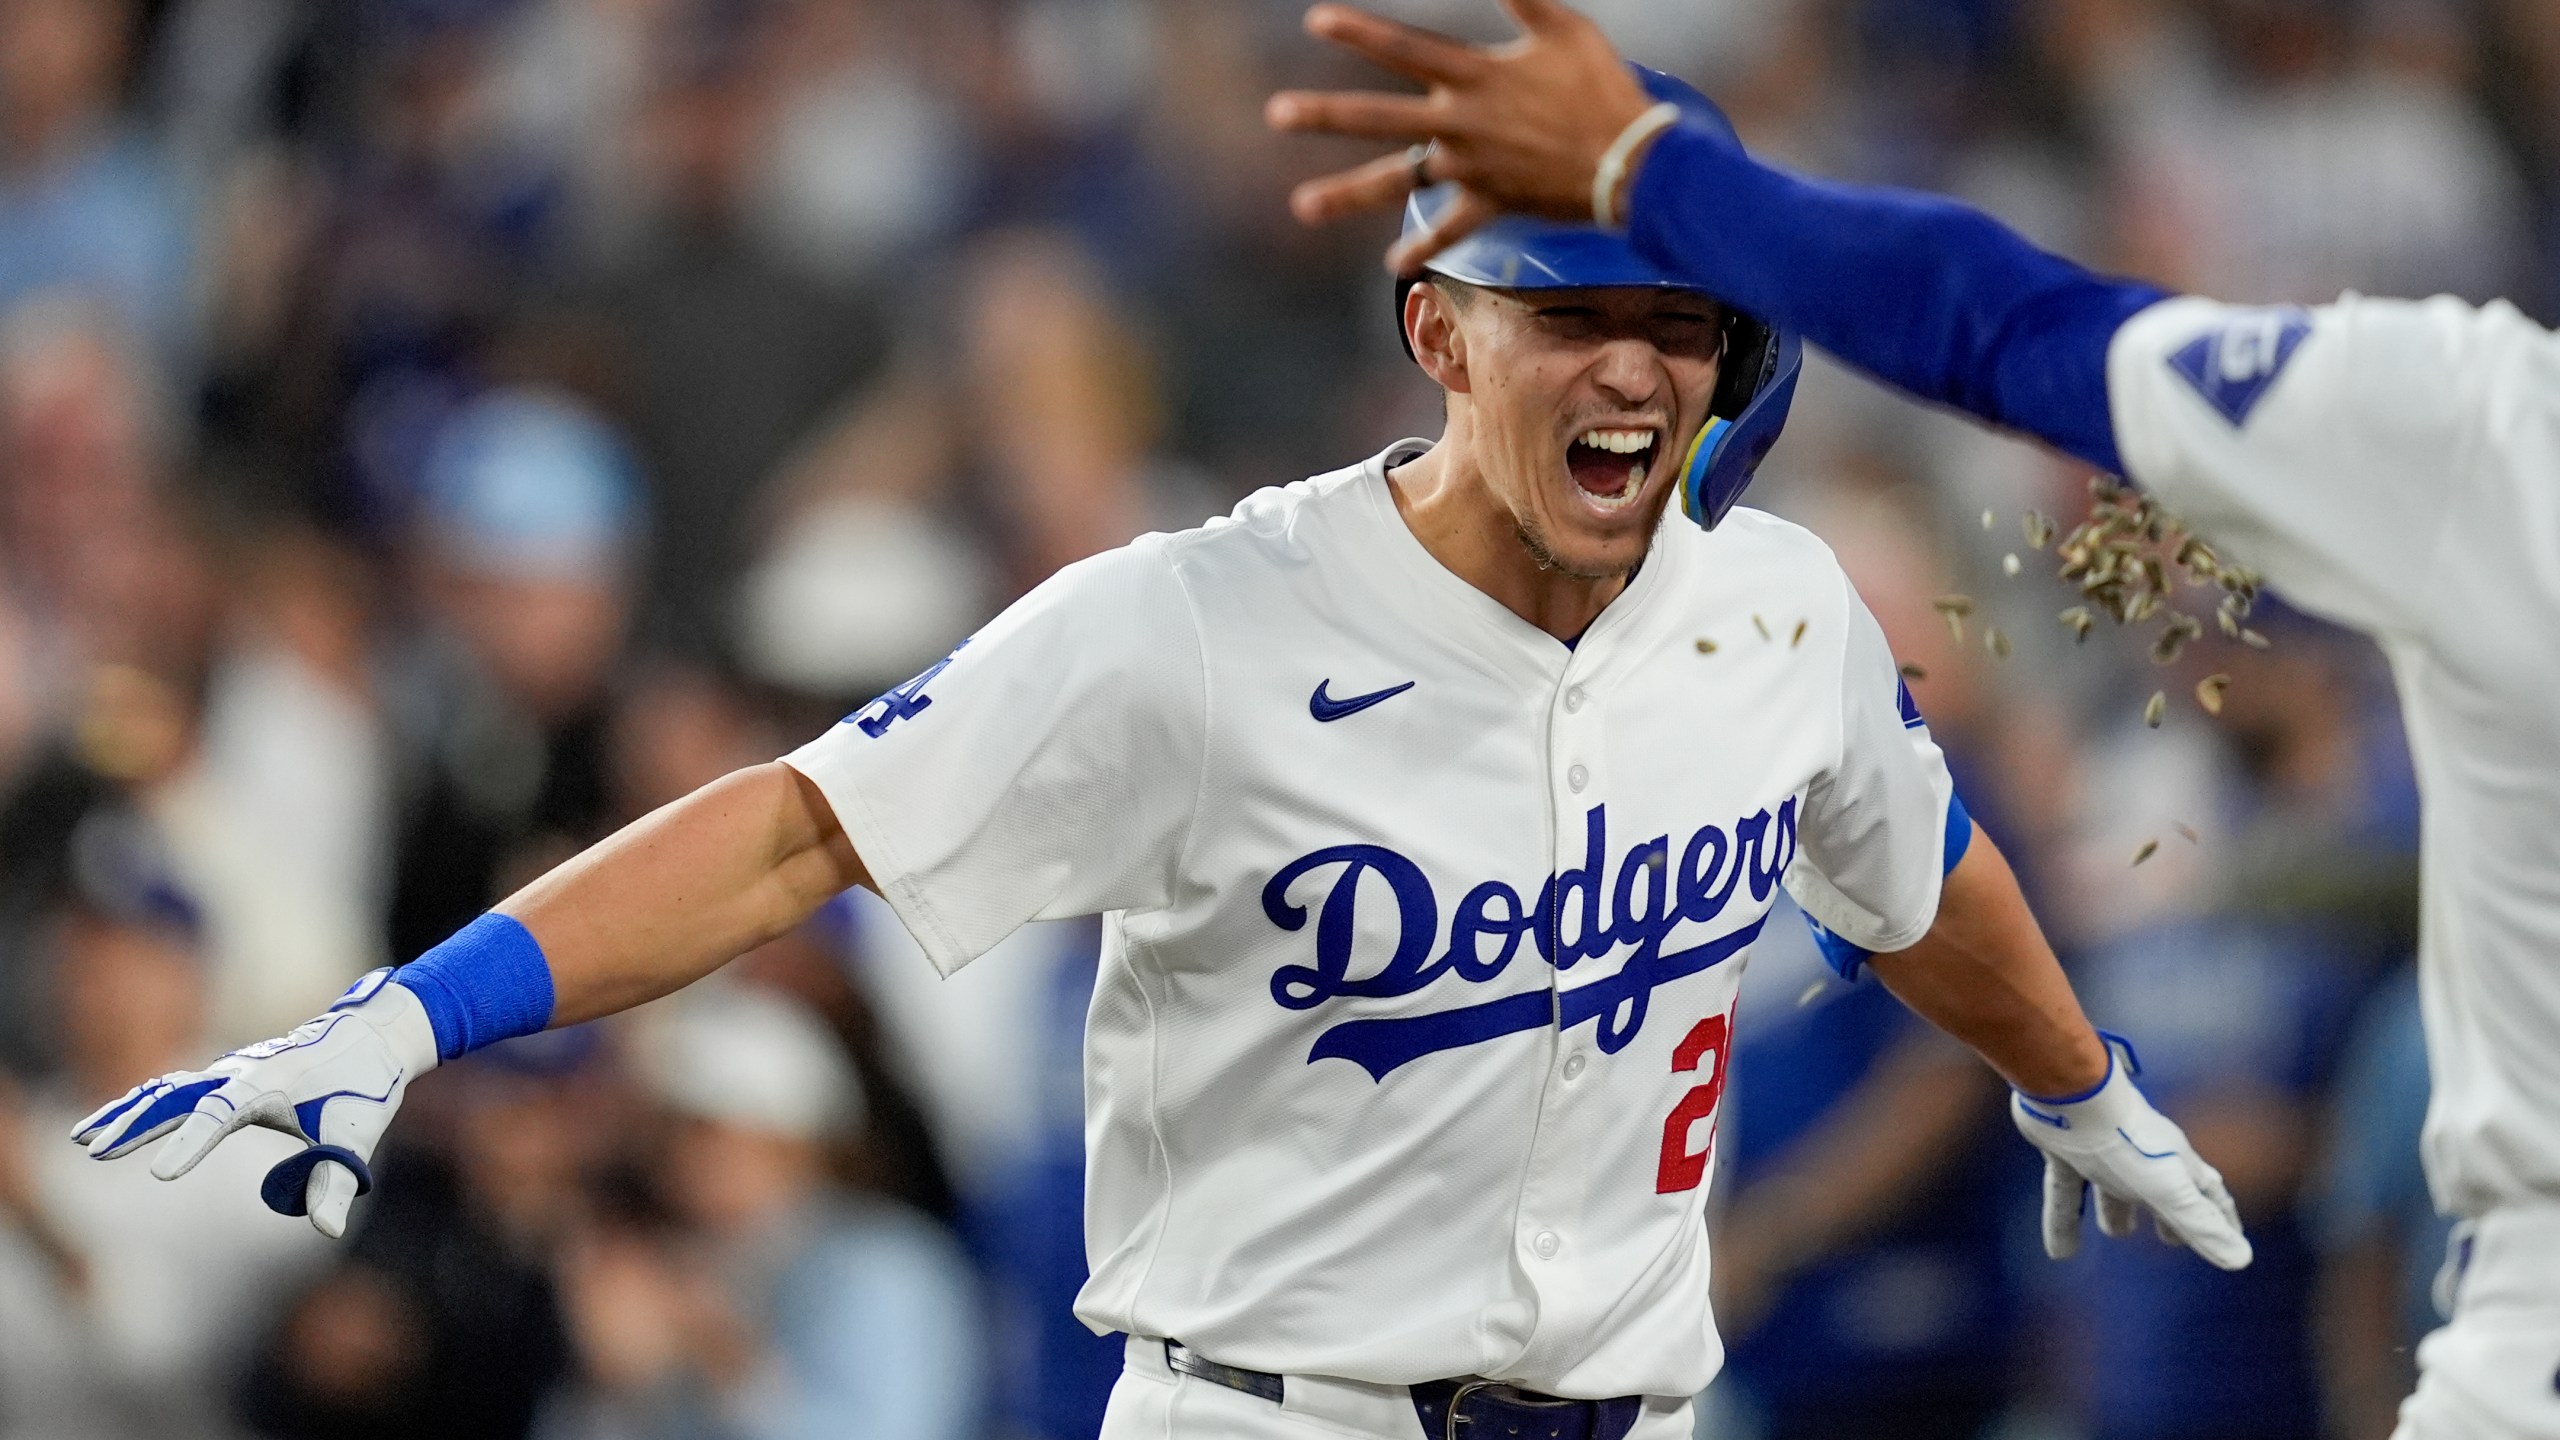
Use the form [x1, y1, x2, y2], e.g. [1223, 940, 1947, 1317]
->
[784, 439, 1955, 1399]
[2109, 295, 2560, 1221]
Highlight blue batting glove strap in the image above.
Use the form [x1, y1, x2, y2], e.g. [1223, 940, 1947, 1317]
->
[1798, 788, 1975, 982]
[261, 1144, 376, 1216]
[2009, 1028, 2251, 1271]
[394, 911, 557, 1061]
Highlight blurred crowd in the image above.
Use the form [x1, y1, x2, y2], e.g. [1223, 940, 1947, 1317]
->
[0, 0, 2541, 1436]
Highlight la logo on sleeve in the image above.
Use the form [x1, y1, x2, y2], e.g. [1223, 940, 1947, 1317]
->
[2167, 308, 2312, 427]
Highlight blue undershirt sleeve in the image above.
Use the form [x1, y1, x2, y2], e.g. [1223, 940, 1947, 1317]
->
[1624, 120, 2169, 476]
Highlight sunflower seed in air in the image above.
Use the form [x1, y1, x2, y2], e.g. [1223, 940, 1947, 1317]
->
[2241, 628, 2270, 649]
[1932, 594, 1973, 644]
[1986, 625, 2011, 659]
[2059, 606, 2095, 642]
[2003, 553, 2022, 577]
[2132, 838, 2159, 867]
[2174, 822, 2200, 845]
[2195, 673, 2230, 715]
[1796, 979, 1829, 1009]
[2144, 691, 2166, 727]
[2023, 512, 2055, 550]
[1982, 508, 1997, 530]
[1791, 619, 1807, 648]
[1695, 638, 1718, 654]
[1899, 661, 1927, 681]
[1754, 614, 1771, 641]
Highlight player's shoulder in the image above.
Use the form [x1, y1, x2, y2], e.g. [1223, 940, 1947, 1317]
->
[1151, 449, 1385, 574]
[1663, 504, 1855, 604]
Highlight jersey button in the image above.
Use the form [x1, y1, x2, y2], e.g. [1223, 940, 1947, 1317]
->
[1561, 1054, 1586, 1081]
[1533, 1230, 1561, 1259]
[1567, 764, 1588, 792]
[1564, 686, 1586, 713]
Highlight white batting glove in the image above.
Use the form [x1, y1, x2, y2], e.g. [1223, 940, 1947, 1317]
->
[69, 968, 439, 1238]
[2011, 1033, 2252, 1271]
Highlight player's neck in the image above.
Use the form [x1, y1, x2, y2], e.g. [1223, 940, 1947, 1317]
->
[1386, 444, 1631, 644]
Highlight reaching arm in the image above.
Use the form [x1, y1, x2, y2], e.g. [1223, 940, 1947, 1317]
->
[1270, 0, 2163, 472]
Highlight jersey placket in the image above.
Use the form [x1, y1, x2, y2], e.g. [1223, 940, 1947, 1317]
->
[1501, 654, 1614, 1372]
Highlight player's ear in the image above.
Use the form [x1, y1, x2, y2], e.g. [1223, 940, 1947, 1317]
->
[1406, 282, 1471, 395]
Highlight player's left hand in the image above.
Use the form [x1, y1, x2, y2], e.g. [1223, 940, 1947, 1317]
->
[2011, 1034, 2253, 1271]
[68, 968, 439, 1239]
[1265, 0, 1650, 274]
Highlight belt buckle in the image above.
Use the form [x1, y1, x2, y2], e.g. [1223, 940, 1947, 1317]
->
[1443, 1379, 1583, 1440]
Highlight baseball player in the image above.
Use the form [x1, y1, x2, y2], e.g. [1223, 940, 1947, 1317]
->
[72, 71, 2246, 1440]
[1269, 4, 2560, 1435]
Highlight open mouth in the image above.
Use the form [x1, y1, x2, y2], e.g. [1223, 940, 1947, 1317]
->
[1565, 427, 1660, 510]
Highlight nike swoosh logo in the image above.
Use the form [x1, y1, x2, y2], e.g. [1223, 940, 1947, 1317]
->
[1310, 679, 1415, 722]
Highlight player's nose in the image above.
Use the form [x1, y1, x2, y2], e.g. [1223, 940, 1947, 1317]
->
[1588, 338, 1665, 409]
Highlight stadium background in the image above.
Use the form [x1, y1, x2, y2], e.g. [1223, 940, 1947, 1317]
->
[0, 0, 2542, 1435]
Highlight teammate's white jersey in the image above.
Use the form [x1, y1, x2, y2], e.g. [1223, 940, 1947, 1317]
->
[2109, 295, 2560, 1220]
[785, 439, 1954, 1399]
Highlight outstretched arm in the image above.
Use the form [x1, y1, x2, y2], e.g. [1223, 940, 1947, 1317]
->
[506, 762, 865, 1026]
[72, 762, 868, 1236]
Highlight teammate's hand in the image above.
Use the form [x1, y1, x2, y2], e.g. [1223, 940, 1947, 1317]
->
[68, 968, 439, 1239]
[1265, 0, 1650, 273]
[2011, 1035, 2252, 1271]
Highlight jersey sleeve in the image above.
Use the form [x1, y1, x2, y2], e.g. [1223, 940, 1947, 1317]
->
[2106, 293, 2556, 639]
[1782, 582, 1958, 956]
[783, 537, 1207, 976]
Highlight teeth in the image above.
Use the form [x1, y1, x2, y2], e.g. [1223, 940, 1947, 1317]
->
[1578, 428, 1655, 454]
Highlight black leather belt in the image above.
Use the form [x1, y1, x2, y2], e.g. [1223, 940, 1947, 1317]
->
[1160, 1341, 1642, 1440]
[1409, 1378, 1642, 1440]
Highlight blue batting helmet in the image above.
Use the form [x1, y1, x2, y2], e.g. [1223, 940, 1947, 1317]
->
[1398, 67, 1800, 531]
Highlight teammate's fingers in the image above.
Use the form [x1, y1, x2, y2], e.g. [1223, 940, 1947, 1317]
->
[149, 1105, 240, 1181]
[1495, 0, 1581, 37]
[306, 1161, 359, 1240]
[1288, 150, 1427, 227]
[2094, 1186, 2140, 1238]
[2040, 1157, 2085, 1260]
[1387, 186, 1496, 276]
[1303, 4, 1487, 86]
[2154, 1211, 2184, 1248]
[1265, 89, 1444, 143]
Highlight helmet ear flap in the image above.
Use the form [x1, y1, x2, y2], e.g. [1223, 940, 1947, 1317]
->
[1681, 326, 1802, 530]
[1710, 313, 1778, 421]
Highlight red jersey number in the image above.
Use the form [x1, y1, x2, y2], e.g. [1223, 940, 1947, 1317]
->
[1655, 1010, 1733, 1194]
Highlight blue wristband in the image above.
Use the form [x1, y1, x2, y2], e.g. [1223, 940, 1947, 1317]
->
[394, 912, 557, 1061]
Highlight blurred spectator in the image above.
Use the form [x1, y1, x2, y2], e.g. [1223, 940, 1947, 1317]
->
[0, 812, 327, 1440]
[582, 9, 891, 660]
[0, 0, 195, 370]
[2310, 964, 2449, 1440]
[540, 982, 983, 1440]
[381, 383, 640, 962]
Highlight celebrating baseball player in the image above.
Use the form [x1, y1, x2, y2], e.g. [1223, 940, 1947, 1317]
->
[1269, 3, 2560, 1435]
[72, 68, 2246, 1440]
